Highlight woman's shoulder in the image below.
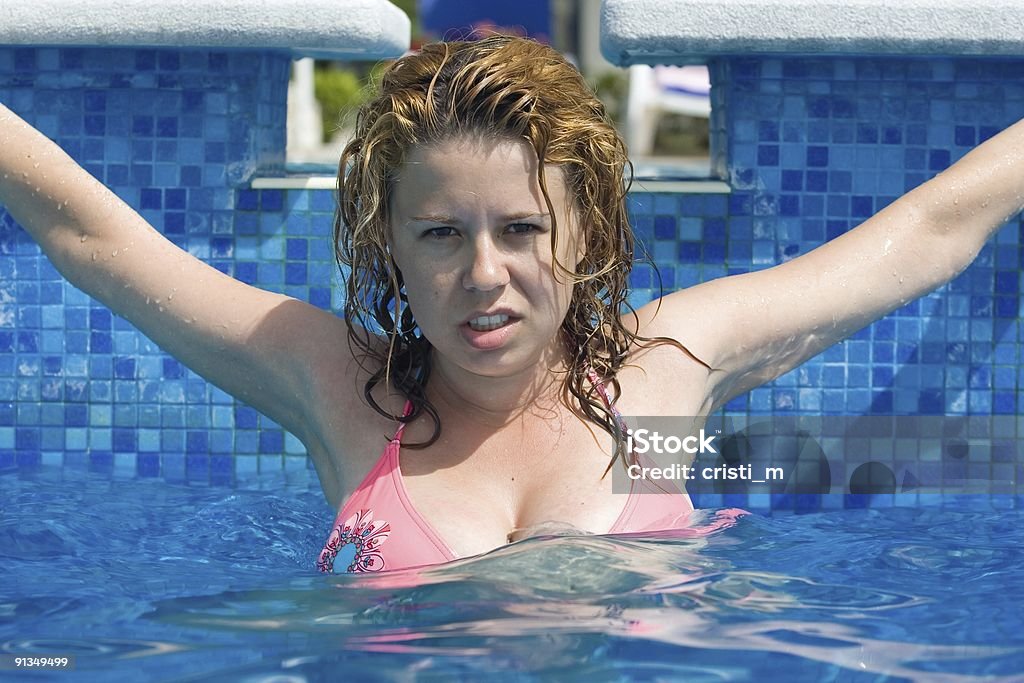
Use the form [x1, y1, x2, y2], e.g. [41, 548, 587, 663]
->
[299, 324, 410, 502]
[614, 303, 717, 417]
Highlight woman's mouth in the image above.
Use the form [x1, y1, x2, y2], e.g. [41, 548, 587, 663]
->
[467, 314, 511, 331]
[461, 315, 520, 350]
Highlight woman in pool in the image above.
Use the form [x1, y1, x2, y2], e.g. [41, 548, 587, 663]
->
[1, 35, 1022, 573]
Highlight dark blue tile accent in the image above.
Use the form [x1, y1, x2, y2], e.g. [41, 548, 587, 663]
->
[138, 453, 160, 476]
[158, 52, 180, 71]
[235, 262, 258, 284]
[310, 287, 331, 309]
[679, 242, 701, 263]
[14, 49, 36, 72]
[112, 428, 136, 452]
[237, 189, 259, 211]
[186, 431, 209, 454]
[781, 170, 802, 191]
[135, 50, 156, 70]
[113, 357, 135, 379]
[851, 196, 873, 218]
[259, 430, 283, 453]
[979, 126, 1000, 142]
[285, 263, 307, 285]
[235, 406, 258, 429]
[954, 125, 976, 146]
[929, 149, 951, 171]
[806, 171, 827, 192]
[757, 145, 779, 166]
[261, 190, 284, 212]
[140, 188, 161, 209]
[286, 238, 308, 259]
[653, 215, 675, 239]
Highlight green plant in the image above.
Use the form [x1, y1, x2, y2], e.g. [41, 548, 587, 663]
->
[589, 70, 628, 124]
[314, 67, 365, 142]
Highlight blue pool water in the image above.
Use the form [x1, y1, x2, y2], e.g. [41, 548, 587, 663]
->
[3, 466, 1022, 681]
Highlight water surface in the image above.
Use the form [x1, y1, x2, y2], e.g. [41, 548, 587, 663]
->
[2, 466, 1022, 681]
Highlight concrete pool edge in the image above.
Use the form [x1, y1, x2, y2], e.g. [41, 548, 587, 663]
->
[602, 0, 1024, 66]
[0, 0, 410, 60]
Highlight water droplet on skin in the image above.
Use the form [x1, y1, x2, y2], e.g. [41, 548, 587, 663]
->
[110, 250, 118, 257]
[145, 297, 151, 305]
[90, 252, 97, 262]
[79, 234, 88, 243]
[158, 306, 164, 312]
[32, 162, 38, 168]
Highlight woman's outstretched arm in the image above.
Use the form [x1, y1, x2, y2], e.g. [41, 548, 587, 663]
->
[635, 117, 1024, 411]
[0, 102, 351, 453]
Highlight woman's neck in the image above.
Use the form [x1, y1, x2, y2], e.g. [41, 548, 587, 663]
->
[427, 346, 574, 428]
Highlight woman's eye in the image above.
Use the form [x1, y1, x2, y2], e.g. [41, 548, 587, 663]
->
[507, 223, 539, 235]
[424, 227, 456, 239]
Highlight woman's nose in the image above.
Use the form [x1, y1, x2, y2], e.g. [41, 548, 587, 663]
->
[462, 236, 509, 292]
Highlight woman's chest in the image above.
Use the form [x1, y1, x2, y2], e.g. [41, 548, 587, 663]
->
[394, 416, 635, 556]
[323, 346, 711, 558]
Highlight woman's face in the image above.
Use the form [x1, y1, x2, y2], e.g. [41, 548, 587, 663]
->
[388, 134, 584, 377]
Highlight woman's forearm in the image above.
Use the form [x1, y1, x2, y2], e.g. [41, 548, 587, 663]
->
[915, 117, 1024, 256]
[0, 103, 149, 277]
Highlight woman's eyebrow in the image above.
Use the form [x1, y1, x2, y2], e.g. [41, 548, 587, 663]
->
[406, 211, 551, 224]
[406, 213, 459, 224]
[503, 211, 551, 222]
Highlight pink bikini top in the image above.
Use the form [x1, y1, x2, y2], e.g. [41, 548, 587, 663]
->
[317, 372, 695, 574]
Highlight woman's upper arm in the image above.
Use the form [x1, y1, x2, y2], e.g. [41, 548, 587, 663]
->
[637, 198, 973, 411]
[50, 205, 354, 447]
[1, 103, 372, 460]
[634, 119, 1024, 412]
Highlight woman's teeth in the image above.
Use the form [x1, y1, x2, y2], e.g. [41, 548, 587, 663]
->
[468, 314, 510, 331]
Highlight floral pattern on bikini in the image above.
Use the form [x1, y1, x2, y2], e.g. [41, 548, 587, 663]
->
[317, 509, 391, 573]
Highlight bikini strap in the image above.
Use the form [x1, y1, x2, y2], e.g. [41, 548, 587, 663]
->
[390, 399, 415, 444]
[587, 368, 629, 432]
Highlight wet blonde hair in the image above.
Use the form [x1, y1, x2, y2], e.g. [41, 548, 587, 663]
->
[334, 35, 706, 473]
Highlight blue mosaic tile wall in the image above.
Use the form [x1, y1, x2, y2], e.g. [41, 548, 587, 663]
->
[631, 56, 1024, 419]
[0, 47, 294, 483]
[627, 56, 1024, 510]
[0, 48, 1021, 509]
